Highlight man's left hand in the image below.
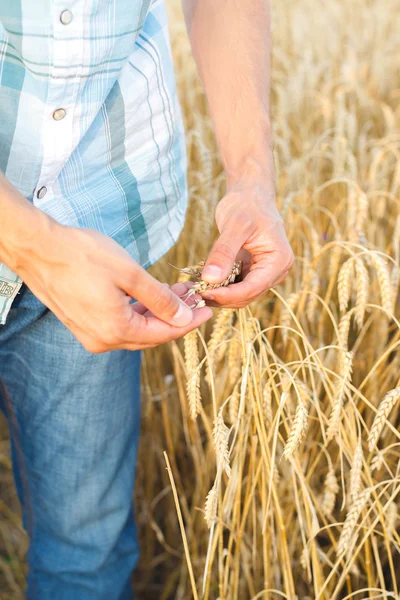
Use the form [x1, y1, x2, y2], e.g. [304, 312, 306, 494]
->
[201, 181, 294, 308]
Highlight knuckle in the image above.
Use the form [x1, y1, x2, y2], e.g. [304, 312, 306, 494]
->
[283, 248, 295, 270]
[83, 340, 107, 354]
[111, 320, 128, 341]
[152, 288, 178, 317]
[213, 241, 235, 262]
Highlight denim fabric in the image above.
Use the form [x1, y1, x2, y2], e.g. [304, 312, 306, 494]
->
[0, 285, 141, 599]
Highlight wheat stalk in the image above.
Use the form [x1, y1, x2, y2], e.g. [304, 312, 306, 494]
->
[228, 384, 240, 424]
[262, 382, 273, 422]
[354, 256, 369, 329]
[349, 440, 363, 503]
[205, 308, 235, 384]
[370, 252, 393, 314]
[281, 292, 300, 345]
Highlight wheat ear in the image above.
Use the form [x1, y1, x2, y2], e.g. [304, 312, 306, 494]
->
[213, 410, 231, 478]
[327, 351, 353, 442]
[349, 440, 363, 502]
[204, 487, 218, 529]
[283, 401, 308, 460]
[321, 463, 339, 517]
[337, 489, 371, 558]
[368, 387, 400, 451]
[184, 330, 202, 421]
[228, 333, 241, 387]
[338, 259, 354, 313]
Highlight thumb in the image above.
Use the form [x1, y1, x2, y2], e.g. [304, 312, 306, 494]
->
[123, 268, 194, 327]
[202, 226, 248, 284]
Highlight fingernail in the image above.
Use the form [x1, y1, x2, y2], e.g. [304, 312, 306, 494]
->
[172, 301, 193, 326]
[202, 265, 222, 283]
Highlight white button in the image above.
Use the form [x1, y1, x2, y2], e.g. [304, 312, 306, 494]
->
[37, 187, 47, 199]
[60, 10, 73, 25]
[53, 108, 66, 121]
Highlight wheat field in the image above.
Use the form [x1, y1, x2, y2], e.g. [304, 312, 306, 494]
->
[1, 0, 400, 598]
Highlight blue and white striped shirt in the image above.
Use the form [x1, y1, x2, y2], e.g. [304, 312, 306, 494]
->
[0, 0, 188, 324]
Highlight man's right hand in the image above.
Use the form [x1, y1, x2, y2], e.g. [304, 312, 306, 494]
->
[3, 197, 212, 353]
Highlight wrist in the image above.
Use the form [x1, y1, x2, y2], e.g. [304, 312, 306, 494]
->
[224, 144, 275, 192]
[1, 205, 56, 274]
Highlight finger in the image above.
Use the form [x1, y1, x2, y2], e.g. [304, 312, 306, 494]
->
[121, 267, 194, 327]
[201, 222, 249, 284]
[271, 269, 290, 287]
[131, 298, 151, 316]
[122, 304, 213, 349]
[202, 254, 284, 305]
[135, 283, 204, 318]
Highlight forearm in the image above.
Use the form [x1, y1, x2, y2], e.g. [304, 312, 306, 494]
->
[182, 0, 273, 188]
[0, 172, 50, 273]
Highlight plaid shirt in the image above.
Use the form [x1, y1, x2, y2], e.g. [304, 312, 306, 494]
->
[0, 0, 187, 324]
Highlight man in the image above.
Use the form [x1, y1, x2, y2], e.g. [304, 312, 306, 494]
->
[0, 0, 293, 597]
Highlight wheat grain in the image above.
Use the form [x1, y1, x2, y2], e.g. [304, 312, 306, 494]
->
[204, 487, 218, 529]
[283, 402, 308, 460]
[300, 546, 309, 571]
[321, 464, 339, 517]
[184, 330, 202, 421]
[368, 387, 400, 451]
[386, 501, 398, 538]
[213, 411, 231, 478]
[338, 259, 354, 313]
[189, 262, 242, 297]
[327, 351, 353, 442]
[337, 489, 371, 558]
[338, 312, 352, 350]
[227, 334, 241, 387]
[370, 452, 384, 472]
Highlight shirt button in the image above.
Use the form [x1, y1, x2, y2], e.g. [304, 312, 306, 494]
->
[60, 10, 73, 25]
[53, 108, 66, 121]
[37, 186, 47, 199]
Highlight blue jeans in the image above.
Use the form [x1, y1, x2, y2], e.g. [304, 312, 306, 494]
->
[0, 285, 141, 599]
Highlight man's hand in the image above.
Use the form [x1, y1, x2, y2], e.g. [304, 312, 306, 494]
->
[182, 0, 293, 307]
[200, 180, 294, 308]
[10, 213, 212, 353]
